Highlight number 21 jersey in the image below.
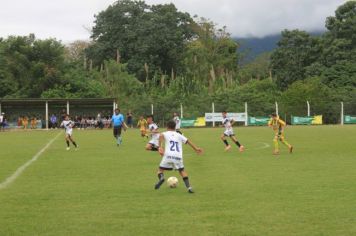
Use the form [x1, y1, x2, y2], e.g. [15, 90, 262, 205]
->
[162, 131, 188, 159]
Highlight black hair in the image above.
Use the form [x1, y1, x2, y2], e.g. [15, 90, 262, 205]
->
[271, 113, 277, 117]
[147, 115, 154, 120]
[167, 120, 176, 130]
[222, 111, 227, 113]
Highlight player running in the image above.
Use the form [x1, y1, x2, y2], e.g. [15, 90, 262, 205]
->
[221, 111, 244, 152]
[173, 112, 182, 134]
[155, 120, 203, 193]
[145, 115, 160, 151]
[137, 116, 148, 139]
[112, 108, 128, 147]
[60, 114, 78, 151]
[268, 113, 293, 155]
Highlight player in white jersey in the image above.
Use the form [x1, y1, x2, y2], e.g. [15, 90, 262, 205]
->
[173, 112, 182, 134]
[145, 115, 160, 151]
[155, 120, 203, 193]
[60, 114, 78, 151]
[221, 111, 244, 152]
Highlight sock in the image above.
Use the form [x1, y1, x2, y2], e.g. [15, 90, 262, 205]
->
[158, 173, 164, 181]
[223, 140, 229, 146]
[273, 139, 279, 151]
[117, 136, 120, 144]
[281, 140, 290, 147]
[66, 141, 70, 147]
[155, 173, 165, 188]
[151, 146, 158, 151]
[72, 141, 77, 148]
[235, 140, 241, 147]
[183, 176, 190, 188]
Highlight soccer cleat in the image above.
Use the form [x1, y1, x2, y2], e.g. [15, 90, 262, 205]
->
[239, 145, 245, 152]
[154, 179, 165, 190]
[273, 151, 280, 155]
[66, 147, 70, 151]
[75, 145, 79, 151]
[188, 187, 194, 193]
[289, 146, 293, 154]
[225, 145, 231, 151]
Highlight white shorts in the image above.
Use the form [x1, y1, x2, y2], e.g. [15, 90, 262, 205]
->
[66, 131, 73, 137]
[149, 139, 159, 147]
[159, 155, 184, 170]
[223, 130, 234, 137]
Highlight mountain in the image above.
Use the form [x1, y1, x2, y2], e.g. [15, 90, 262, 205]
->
[235, 31, 324, 63]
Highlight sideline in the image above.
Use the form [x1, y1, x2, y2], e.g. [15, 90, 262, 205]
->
[0, 131, 62, 190]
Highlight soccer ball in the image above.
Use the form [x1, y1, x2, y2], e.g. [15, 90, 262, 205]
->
[167, 176, 178, 188]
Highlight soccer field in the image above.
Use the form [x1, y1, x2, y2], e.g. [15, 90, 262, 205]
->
[0, 126, 356, 236]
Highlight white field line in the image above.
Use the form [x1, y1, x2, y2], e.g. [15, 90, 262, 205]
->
[0, 131, 62, 190]
[253, 142, 270, 150]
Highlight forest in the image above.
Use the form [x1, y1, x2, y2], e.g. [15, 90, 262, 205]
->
[0, 0, 355, 123]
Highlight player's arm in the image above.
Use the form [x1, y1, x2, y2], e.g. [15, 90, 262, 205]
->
[158, 134, 164, 156]
[230, 119, 235, 126]
[186, 140, 203, 155]
[278, 120, 286, 134]
[122, 121, 128, 131]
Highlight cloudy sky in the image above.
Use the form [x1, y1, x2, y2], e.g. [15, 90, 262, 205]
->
[0, 0, 344, 42]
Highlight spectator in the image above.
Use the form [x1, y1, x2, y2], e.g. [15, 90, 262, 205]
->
[127, 110, 133, 128]
[60, 109, 66, 122]
[17, 116, 23, 128]
[30, 116, 37, 129]
[50, 114, 58, 129]
[23, 116, 29, 129]
[0, 112, 5, 131]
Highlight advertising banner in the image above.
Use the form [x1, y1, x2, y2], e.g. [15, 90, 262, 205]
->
[248, 117, 270, 126]
[181, 117, 206, 127]
[291, 115, 323, 125]
[205, 113, 247, 122]
[344, 115, 356, 124]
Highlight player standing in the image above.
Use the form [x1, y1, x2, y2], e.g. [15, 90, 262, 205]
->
[145, 115, 159, 151]
[112, 108, 127, 147]
[173, 112, 182, 134]
[0, 112, 5, 131]
[137, 116, 148, 138]
[60, 114, 78, 151]
[268, 113, 293, 155]
[221, 111, 244, 152]
[155, 120, 203, 193]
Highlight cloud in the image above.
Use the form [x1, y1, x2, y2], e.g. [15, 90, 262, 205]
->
[0, 0, 344, 41]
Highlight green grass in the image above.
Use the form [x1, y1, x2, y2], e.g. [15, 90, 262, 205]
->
[1, 126, 356, 236]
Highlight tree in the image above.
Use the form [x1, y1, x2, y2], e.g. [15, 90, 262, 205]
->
[270, 30, 321, 89]
[87, 0, 195, 80]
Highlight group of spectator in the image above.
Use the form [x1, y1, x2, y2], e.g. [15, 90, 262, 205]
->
[0, 109, 135, 131]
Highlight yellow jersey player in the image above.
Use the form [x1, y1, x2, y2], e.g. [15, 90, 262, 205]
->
[137, 116, 148, 138]
[268, 113, 293, 155]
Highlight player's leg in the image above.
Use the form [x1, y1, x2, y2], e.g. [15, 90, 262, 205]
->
[279, 135, 293, 153]
[145, 143, 158, 151]
[178, 169, 194, 193]
[221, 133, 231, 151]
[230, 135, 244, 152]
[65, 135, 71, 150]
[155, 168, 166, 189]
[273, 135, 279, 155]
[68, 135, 78, 148]
[117, 126, 123, 145]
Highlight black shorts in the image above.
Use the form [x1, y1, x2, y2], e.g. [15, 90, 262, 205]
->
[113, 126, 122, 137]
[159, 166, 185, 171]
